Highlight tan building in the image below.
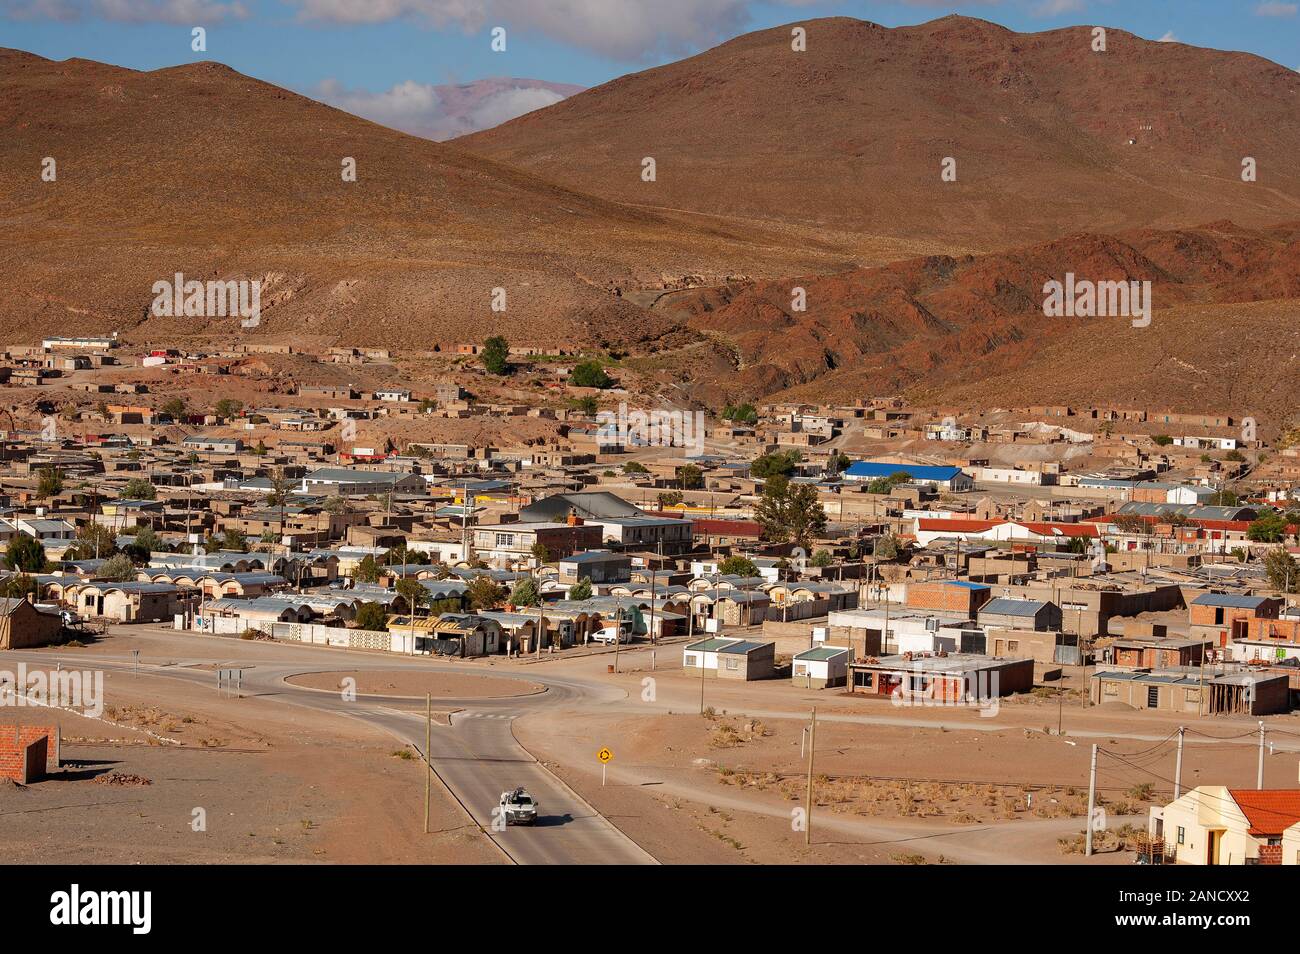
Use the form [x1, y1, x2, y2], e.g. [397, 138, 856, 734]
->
[0, 597, 64, 650]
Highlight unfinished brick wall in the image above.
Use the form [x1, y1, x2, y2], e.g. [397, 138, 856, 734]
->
[0, 725, 59, 781]
[905, 581, 990, 616]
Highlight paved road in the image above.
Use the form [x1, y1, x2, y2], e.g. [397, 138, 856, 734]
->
[6, 634, 656, 865]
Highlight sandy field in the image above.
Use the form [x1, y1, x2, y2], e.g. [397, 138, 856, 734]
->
[0, 662, 502, 865]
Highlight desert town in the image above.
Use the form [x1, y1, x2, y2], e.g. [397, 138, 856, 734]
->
[2, 331, 1299, 866]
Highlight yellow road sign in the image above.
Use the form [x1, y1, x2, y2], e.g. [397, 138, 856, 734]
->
[597, 747, 614, 764]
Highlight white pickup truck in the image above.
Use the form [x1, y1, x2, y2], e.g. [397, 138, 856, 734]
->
[499, 788, 538, 826]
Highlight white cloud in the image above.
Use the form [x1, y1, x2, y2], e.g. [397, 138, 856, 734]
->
[1254, 2, 1298, 16]
[1156, 30, 1178, 42]
[2, 0, 248, 21]
[94, 0, 249, 22]
[311, 77, 573, 140]
[294, 0, 758, 60]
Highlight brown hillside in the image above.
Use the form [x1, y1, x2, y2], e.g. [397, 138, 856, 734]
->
[459, 16, 1300, 251]
[0, 48, 838, 349]
[657, 222, 1300, 417]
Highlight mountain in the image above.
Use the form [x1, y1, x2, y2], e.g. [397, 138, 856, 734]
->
[653, 221, 1300, 425]
[459, 16, 1300, 253]
[311, 77, 586, 141]
[0, 49, 828, 350]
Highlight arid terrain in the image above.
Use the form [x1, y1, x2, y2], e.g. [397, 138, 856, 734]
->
[6, 16, 1300, 415]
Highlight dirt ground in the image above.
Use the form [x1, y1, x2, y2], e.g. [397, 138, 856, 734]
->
[0, 666, 502, 865]
[509, 648, 1300, 865]
[285, 669, 543, 699]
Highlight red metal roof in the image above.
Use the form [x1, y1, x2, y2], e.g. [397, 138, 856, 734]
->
[1228, 789, 1300, 836]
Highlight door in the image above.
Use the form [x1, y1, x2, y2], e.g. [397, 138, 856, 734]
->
[1147, 685, 1160, 708]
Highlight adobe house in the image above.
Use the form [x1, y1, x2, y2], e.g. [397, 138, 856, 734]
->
[0, 597, 64, 649]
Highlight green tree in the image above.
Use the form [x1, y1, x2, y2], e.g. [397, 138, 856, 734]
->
[865, 472, 912, 494]
[354, 554, 381, 584]
[162, 398, 187, 420]
[395, 578, 427, 616]
[215, 398, 243, 420]
[1225, 449, 1246, 463]
[530, 541, 551, 565]
[570, 361, 612, 389]
[568, 577, 593, 601]
[657, 491, 684, 509]
[509, 577, 542, 607]
[722, 403, 758, 425]
[467, 575, 505, 611]
[65, 523, 117, 561]
[873, 533, 901, 561]
[677, 464, 704, 490]
[121, 477, 156, 500]
[132, 524, 162, 553]
[754, 475, 826, 549]
[1152, 434, 1173, 446]
[482, 336, 511, 375]
[569, 395, 598, 416]
[354, 601, 389, 631]
[221, 528, 249, 552]
[4, 533, 49, 573]
[1261, 547, 1297, 593]
[98, 552, 138, 582]
[750, 450, 801, 480]
[811, 549, 834, 568]
[718, 555, 759, 578]
[36, 467, 63, 499]
[1248, 511, 1289, 543]
[623, 461, 649, 474]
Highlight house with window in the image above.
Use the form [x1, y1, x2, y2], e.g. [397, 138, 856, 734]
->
[1189, 593, 1282, 647]
[471, 516, 602, 567]
[1152, 787, 1300, 865]
[682, 637, 776, 681]
[792, 645, 850, 689]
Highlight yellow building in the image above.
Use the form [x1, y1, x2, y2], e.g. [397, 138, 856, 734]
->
[1151, 786, 1300, 865]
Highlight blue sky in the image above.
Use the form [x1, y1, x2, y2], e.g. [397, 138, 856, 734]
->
[3, 1, 1297, 138]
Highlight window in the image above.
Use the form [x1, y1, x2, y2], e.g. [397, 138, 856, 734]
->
[1177, 826, 1185, 845]
[1008, 640, 1019, 651]
[495, 533, 515, 548]
[685, 654, 698, 666]
[1103, 682, 1119, 697]
[1185, 689, 1201, 703]
[725, 657, 739, 670]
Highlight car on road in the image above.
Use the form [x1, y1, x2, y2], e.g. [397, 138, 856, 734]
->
[499, 788, 538, 826]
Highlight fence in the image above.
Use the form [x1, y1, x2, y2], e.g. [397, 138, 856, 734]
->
[195, 615, 394, 653]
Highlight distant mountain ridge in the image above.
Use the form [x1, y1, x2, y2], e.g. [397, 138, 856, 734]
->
[460, 16, 1300, 251]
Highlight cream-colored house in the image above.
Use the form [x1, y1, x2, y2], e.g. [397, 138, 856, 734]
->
[1150, 786, 1300, 865]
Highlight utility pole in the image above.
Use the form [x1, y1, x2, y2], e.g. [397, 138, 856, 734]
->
[804, 707, 817, 846]
[1085, 743, 1098, 857]
[613, 590, 622, 672]
[423, 692, 431, 834]
[1174, 725, 1185, 799]
[647, 565, 657, 646]
[1258, 722, 1266, 790]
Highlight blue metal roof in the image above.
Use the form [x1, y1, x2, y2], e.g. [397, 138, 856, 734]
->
[844, 462, 963, 481]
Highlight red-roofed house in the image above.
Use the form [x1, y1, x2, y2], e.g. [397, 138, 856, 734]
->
[1153, 786, 1300, 865]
